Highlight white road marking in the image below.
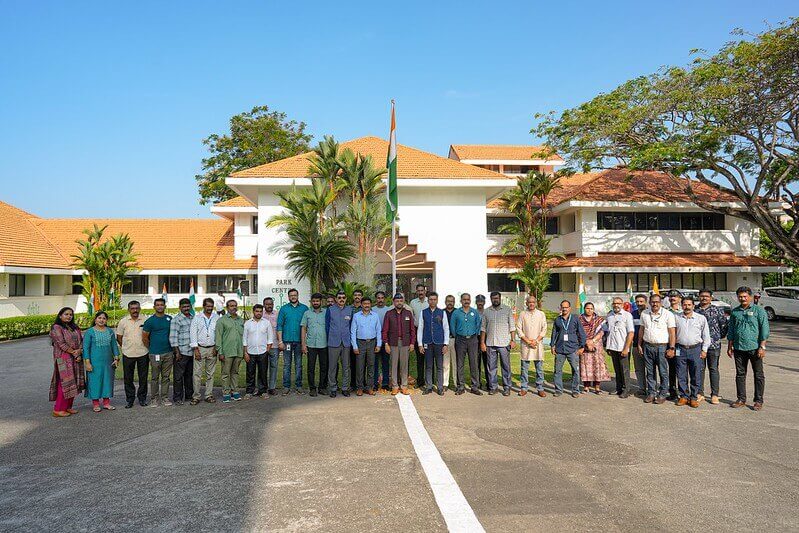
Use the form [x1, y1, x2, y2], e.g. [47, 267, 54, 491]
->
[395, 394, 485, 533]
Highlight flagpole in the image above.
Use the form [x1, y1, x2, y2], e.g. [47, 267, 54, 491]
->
[387, 98, 398, 297]
[391, 221, 397, 296]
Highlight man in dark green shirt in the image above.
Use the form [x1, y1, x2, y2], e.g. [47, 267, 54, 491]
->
[727, 286, 769, 410]
[143, 298, 173, 407]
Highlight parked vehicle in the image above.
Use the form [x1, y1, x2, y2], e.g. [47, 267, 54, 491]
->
[758, 286, 799, 320]
[651, 288, 732, 313]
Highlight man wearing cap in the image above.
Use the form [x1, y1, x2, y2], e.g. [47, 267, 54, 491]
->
[451, 293, 483, 396]
[326, 291, 353, 398]
[481, 291, 516, 396]
[382, 293, 416, 395]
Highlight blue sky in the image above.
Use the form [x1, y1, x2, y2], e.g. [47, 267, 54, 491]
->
[1, 1, 795, 218]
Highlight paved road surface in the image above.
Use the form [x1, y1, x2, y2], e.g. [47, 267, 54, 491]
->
[1, 322, 797, 532]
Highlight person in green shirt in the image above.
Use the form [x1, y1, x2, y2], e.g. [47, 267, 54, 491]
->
[215, 299, 245, 403]
[727, 286, 769, 411]
[301, 293, 328, 397]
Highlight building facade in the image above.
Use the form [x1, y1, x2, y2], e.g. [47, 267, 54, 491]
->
[0, 136, 788, 318]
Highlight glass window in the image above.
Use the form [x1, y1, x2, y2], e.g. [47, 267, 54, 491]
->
[9, 274, 25, 297]
[157, 275, 197, 294]
[486, 216, 514, 235]
[44, 275, 51, 296]
[545, 217, 559, 235]
[681, 214, 703, 230]
[547, 274, 561, 292]
[487, 274, 518, 292]
[600, 274, 614, 293]
[251, 215, 259, 234]
[122, 275, 148, 294]
[207, 275, 247, 293]
[598, 211, 726, 231]
[72, 275, 83, 295]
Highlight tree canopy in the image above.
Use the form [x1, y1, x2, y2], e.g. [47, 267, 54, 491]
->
[534, 18, 799, 262]
[196, 105, 312, 204]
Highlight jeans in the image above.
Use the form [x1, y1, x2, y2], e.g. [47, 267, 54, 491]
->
[123, 354, 149, 403]
[667, 356, 678, 396]
[676, 345, 703, 400]
[327, 345, 351, 392]
[700, 347, 721, 397]
[192, 346, 216, 400]
[172, 353, 194, 401]
[608, 349, 631, 394]
[282, 342, 303, 389]
[733, 349, 765, 403]
[554, 351, 581, 393]
[307, 347, 329, 392]
[520, 359, 544, 391]
[424, 344, 444, 392]
[486, 346, 512, 392]
[355, 338, 377, 391]
[643, 343, 669, 398]
[220, 355, 241, 395]
[455, 335, 480, 391]
[373, 345, 390, 389]
[266, 348, 279, 391]
[149, 353, 174, 401]
[245, 352, 268, 395]
[632, 345, 646, 391]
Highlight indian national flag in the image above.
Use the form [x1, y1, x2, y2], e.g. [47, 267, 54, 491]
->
[188, 278, 196, 313]
[576, 275, 586, 314]
[652, 276, 660, 296]
[385, 101, 398, 223]
[89, 284, 101, 314]
[161, 282, 168, 304]
[625, 278, 634, 312]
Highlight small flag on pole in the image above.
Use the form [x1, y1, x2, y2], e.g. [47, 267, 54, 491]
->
[188, 278, 196, 314]
[89, 284, 100, 314]
[625, 278, 634, 312]
[161, 283, 168, 305]
[652, 276, 660, 296]
[577, 275, 586, 314]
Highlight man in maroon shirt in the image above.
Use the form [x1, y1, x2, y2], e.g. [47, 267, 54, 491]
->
[382, 293, 416, 395]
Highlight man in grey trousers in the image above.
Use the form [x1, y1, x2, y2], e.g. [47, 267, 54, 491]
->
[326, 291, 353, 398]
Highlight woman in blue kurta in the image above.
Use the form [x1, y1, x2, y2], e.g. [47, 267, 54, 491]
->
[83, 311, 120, 412]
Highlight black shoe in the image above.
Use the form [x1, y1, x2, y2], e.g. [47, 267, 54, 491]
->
[422, 389, 432, 395]
[455, 388, 465, 396]
[309, 389, 318, 397]
[268, 389, 277, 396]
[502, 389, 511, 397]
[342, 390, 350, 397]
[437, 390, 445, 396]
[125, 401, 134, 409]
[470, 388, 483, 396]
[138, 399, 148, 407]
[329, 391, 337, 398]
[619, 391, 630, 399]
[553, 391, 562, 397]
[488, 389, 496, 395]
[319, 389, 329, 395]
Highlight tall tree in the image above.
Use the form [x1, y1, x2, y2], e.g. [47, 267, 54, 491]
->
[336, 148, 389, 256]
[535, 18, 799, 262]
[196, 105, 312, 204]
[71, 225, 139, 310]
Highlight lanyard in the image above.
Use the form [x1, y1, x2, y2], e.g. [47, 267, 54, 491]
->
[560, 315, 571, 331]
[202, 315, 213, 336]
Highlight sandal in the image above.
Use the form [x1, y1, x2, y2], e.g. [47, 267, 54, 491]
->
[66, 408, 78, 414]
[92, 406, 102, 412]
[103, 405, 115, 410]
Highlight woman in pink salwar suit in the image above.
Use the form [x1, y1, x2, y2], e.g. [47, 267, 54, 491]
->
[49, 307, 85, 417]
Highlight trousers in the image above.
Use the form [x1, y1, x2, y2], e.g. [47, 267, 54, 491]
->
[632, 345, 646, 391]
[307, 347, 329, 391]
[608, 349, 631, 394]
[172, 353, 194, 401]
[520, 359, 544, 391]
[123, 354, 149, 403]
[373, 345, 390, 389]
[355, 338, 377, 391]
[327, 345, 351, 392]
[643, 343, 669, 398]
[700, 347, 721, 397]
[220, 355, 241, 395]
[733, 349, 765, 403]
[282, 342, 302, 389]
[424, 343, 445, 392]
[149, 353, 173, 401]
[554, 351, 581, 393]
[675, 345, 703, 400]
[192, 346, 217, 400]
[443, 337, 457, 388]
[455, 335, 480, 391]
[486, 345, 512, 392]
[390, 344, 411, 388]
[245, 352, 268, 395]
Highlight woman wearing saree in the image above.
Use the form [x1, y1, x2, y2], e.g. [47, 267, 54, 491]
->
[83, 311, 120, 412]
[579, 302, 610, 394]
[49, 307, 85, 417]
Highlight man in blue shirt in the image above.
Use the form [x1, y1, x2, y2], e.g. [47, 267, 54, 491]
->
[351, 297, 382, 396]
[277, 288, 309, 396]
[550, 300, 586, 397]
[451, 293, 483, 396]
[325, 291, 353, 397]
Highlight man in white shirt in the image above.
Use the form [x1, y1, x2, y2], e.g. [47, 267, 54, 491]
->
[243, 303, 275, 399]
[674, 296, 710, 408]
[214, 291, 226, 315]
[638, 293, 677, 403]
[409, 284, 428, 389]
[603, 297, 635, 398]
[189, 297, 220, 404]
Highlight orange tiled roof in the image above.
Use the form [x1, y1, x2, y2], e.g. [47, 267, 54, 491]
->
[215, 196, 254, 207]
[450, 144, 563, 162]
[30, 218, 256, 271]
[488, 253, 781, 270]
[231, 136, 510, 179]
[0, 201, 70, 268]
[486, 169, 736, 209]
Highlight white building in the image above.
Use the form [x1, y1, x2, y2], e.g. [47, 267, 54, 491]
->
[0, 136, 788, 318]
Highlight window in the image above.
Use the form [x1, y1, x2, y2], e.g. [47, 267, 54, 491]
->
[251, 215, 259, 234]
[597, 212, 724, 231]
[9, 274, 25, 297]
[478, 164, 500, 172]
[122, 275, 148, 294]
[157, 275, 197, 294]
[207, 275, 246, 293]
[44, 275, 51, 296]
[486, 216, 558, 235]
[487, 273, 561, 292]
[599, 272, 727, 293]
[72, 275, 83, 295]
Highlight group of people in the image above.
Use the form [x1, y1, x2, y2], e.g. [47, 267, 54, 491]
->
[48, 283, 769, 416]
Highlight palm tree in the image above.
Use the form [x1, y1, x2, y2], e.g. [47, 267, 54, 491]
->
[337, 149, 389, 256]
[71, 224, 139, 310]
[308, 135, 342, 218]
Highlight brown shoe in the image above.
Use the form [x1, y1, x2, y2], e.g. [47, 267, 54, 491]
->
[401, 387, 410, 395]
[689, 400, 700, 408]
[676, 398, 689, 406]
[696, 394, 705, 403]
[654, 397, 666, 404]
[731, 400, 746, 408]
[356, 390, 363, 397]
[644, 395, 655, 403]
[710, 395, 720, 405]
[66, 408, 79, 414]
[537, 390, 546, 398]
[391, 387, 399, 396]
[366, 389, 376, 396]
[753, 402, 763, 411]
[519, 390, 528, 397]
[52, 411, 71, 417]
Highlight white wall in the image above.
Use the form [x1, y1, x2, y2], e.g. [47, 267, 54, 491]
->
[581, 230, 749, 254]
[398, 187, 488, 298]
[233, 213, 258, 259]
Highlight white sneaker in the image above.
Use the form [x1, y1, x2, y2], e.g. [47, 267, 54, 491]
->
[162, 399, 173, 406]
[149, 399, 160, 408]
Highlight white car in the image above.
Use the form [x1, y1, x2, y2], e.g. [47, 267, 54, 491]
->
[652, 288, 732, 313]
[758, 286, 799, 320]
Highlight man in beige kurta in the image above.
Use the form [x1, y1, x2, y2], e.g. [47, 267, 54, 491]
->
[516, 295, 547, 397]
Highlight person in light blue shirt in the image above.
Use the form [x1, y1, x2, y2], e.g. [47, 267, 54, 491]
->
[351, 297, 382, 395]
[276, 289, 309, 395]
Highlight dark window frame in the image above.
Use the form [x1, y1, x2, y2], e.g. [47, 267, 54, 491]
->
[157, 275, 198, 294]
[122, 275, 149, 294]
[597, 211, 724, 231]
[9, 274, 26, 297]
